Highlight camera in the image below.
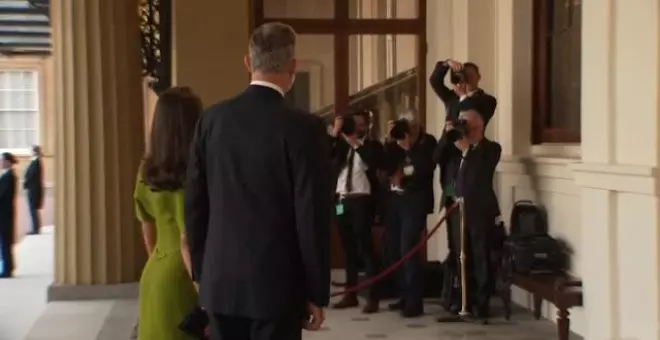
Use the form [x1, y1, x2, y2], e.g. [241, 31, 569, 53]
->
[389, 119, 410, 140]
[450, 68, 467, 85]
[446, 118, 469, 142]
[340, 115, 356, 135]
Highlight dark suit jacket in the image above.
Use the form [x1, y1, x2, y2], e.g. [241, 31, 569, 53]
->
[383, 133, 437, 214]
[329, 136, 383, 200]
[0, 169, 17, 242]
[429, 61, 497, 124]
[185, 85, 333, 320]
[23, 157, 44, 209]
[435, 137, 501, 230]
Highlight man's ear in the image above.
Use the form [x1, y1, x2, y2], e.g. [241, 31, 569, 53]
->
[244, 55, 252, 72]
[288, 58, 298, 75]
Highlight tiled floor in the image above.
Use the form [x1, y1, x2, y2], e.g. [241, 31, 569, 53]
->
[0, 226, 54, 340]
[10, 229, 573, 340]
[305, 298, 563, 340]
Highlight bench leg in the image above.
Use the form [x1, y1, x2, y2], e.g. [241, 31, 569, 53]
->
[533, 294, 542, 320]
[557, 308, 570, 340]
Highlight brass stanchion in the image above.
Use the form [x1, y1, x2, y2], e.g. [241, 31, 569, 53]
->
[437, 197, 481, 324]
[457, 197, 470, 317]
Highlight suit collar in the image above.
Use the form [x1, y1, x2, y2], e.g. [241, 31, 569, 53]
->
[248, 81, 285, 97]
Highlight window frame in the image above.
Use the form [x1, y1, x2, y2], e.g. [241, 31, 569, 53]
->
[0, 69, 40, 155]
[531, 0, 581, 144]
[250, 0, 427, 121]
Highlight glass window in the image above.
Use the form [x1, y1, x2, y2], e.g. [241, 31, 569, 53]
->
[0, 70, 39, 152]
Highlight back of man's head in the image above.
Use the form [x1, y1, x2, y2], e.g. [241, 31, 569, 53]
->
[248, 22, 297, 74]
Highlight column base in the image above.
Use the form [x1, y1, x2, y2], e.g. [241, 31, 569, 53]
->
[47, 282, 138, 301]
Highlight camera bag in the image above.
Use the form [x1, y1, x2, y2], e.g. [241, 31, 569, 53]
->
[507, 200, 564, 274]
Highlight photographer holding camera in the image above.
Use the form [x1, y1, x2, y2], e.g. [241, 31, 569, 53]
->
[429, 59, 497, 124]
[329, 110, 384, 314]
[434, 100, 501, 323]
[382, 113, 436, 318]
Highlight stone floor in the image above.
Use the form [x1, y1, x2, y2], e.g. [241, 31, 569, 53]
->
[4, 228, 575, 340]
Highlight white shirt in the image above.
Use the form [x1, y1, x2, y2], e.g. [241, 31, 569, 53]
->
[336, 145, 371, 196]
[459, 89, 479, 102]
[250, 80, 284, 97]
[0, 168, 9, 177]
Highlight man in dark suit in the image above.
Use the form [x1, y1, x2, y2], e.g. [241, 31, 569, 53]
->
[185, 22, 332, 340]
[24, 145, 44, 235]
[328, 110, 383, 313]
[434, 101, 502, 323]
[0, 152, 18, 278]
[382, 114, 436, 318]
[430, 59, 497, 221]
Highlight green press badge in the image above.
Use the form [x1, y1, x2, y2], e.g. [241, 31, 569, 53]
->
[443, 185, 456, 198]
[335, 203, 345, 216]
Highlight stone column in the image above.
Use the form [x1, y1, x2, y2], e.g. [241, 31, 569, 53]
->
[49, 0, 146, 299]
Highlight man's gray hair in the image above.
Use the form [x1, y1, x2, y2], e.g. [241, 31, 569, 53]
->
[249, 22, 296, 73]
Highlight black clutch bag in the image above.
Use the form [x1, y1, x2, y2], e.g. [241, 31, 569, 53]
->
[178, 306, 209, 340]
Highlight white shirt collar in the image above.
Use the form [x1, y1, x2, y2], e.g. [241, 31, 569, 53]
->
[250, 80, 285, 97]
[1, 168, 8, 177]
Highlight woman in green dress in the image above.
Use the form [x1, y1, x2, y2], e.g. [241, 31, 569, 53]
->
[134, 87, 203, 340]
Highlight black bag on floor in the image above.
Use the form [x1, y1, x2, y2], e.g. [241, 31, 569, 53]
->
[508, 200, 564, 274]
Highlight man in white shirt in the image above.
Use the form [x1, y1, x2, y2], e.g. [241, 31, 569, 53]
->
[329, 110, 383, 314]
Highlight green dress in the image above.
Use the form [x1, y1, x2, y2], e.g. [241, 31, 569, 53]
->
[134, 174, 197, 340]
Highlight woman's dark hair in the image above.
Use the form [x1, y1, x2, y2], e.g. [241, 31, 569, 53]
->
[142, 87, 203, 191]
[2, 152, 17, 165]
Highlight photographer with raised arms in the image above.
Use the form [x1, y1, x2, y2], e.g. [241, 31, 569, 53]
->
[329, 110, 384, 314]
[434, 99, 501, 324]
[382, 113, 436, 318]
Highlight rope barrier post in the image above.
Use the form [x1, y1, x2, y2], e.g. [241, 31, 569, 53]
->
[457, 197, 470, 318]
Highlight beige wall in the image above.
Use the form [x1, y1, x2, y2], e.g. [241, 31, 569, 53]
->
[428, 0, 660, 339]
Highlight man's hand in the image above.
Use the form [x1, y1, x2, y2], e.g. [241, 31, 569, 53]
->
[391, 168, 403, 186]
[454, 138, 470, 152]
[303, 302, 325, 331]
[446, 59, 462, 71]
[332, 116, 343, 137]
[445, 121, 454, 132]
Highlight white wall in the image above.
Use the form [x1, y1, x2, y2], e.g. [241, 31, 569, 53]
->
[428, 1, 660, 340]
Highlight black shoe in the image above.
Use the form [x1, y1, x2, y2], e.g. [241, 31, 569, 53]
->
[332, 294, 359, 309]
[388, 300, 404, 311]
[401, 309, 424, 318]
[362, 299, 380, 314]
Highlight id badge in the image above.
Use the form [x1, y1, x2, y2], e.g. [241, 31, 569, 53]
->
[443, 185, 456, 198]
[403, 164, 415, 176]
[335, 203, 345, 216]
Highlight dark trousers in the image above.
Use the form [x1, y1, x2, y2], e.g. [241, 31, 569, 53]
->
[447, 210, 491, 316]
[334, 195, 380, 299]
[385, 191, 427, 313]
[28, 205, 40, 234]
[27, 192, 41, 234]
[0, 228, 14, 276]
[209, 314, 301, 340]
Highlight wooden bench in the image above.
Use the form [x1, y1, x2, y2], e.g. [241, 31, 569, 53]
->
[501, 273, 583, 340]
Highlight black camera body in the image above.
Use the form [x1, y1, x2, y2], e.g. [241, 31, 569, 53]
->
[450, 68, 467, 85]
[389, 119, 409, 140]
[446, 118, 469, 142]
[340, 115, 356, 135]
